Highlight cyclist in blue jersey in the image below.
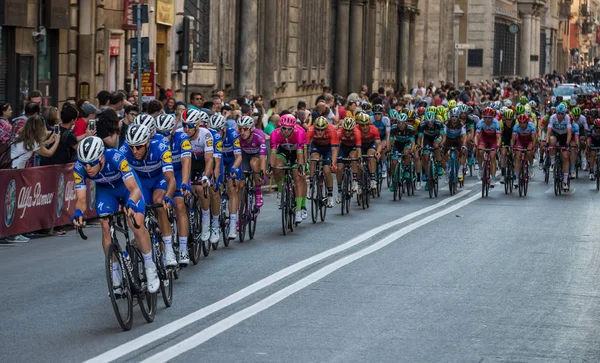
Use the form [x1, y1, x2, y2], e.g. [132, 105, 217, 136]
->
[156, 114, 192, 266]
[206, 120, 224, 244]
[120, 124, 178, 267]
[371, 104, 391, 177]
[210, 113, 242, 240]
[134, 114, 166, 143]
[72, 136, 160, 294]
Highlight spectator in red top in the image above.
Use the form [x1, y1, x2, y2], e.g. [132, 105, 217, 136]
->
[0, 102, 12, 143]
[73, 103, 99, 140]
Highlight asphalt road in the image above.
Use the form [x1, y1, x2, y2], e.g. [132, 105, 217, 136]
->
[3, 170, 600, 363]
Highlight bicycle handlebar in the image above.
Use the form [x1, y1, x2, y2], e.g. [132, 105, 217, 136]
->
[75, 209, 140, 241]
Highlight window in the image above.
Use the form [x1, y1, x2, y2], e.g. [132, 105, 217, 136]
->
[184, 0, 210, 63]
[468, 49, 483, 67]
[493, 22, 518, 76]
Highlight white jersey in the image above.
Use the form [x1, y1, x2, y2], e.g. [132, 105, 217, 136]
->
[177, 127, 214, 159]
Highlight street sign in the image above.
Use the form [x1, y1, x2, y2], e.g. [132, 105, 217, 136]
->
[455, 43, 475, 50]
[129, 37, 150, 73]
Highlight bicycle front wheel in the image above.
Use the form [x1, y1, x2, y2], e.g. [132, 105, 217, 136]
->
[106, 244, 133, 331]
[248, 188, 257, 240]
[239, 188, 247, 243]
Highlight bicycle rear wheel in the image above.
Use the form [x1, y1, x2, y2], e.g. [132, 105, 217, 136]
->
[106, 244, 133, 331]
[281, 184, 288, 235]
[311, 178, 319, 223]
[319, 178, 327, 222]
[239, 188, 247, 243]
[188, 207, 201, 265]
[248, 188, 257, 239]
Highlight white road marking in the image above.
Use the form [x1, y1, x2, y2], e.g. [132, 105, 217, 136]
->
[141, 192, 481, 362]
[84, 190, 473, 363]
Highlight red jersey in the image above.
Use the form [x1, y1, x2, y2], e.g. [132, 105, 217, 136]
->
[358, 124, 381, 145]
[337, 127, 362, 147]
[306, 124, 340, 147]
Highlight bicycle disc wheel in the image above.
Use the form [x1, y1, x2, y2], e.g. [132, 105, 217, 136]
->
[160, 270, 173, 308]
[311, 179, 319, 223]
[188, 208, 201, 265]
[428, 160, 434, 198]
[281, 185, 288, 235]
[106, 244, 133, 331]
[288, 185, 296, 232]
[239, 188, 247, 243]
[248, 189, 257, 240]
[341, 174, 348, 215]
[319, 179, 327, 222]
[132, 247, 156, 324]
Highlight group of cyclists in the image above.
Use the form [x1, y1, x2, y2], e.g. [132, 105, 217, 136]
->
[70, 86, 600, 328]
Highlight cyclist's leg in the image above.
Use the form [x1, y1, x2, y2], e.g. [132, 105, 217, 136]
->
[173, 172, 189, 258]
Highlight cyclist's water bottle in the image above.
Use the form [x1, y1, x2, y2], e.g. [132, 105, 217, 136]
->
[123, 251, 134, 277]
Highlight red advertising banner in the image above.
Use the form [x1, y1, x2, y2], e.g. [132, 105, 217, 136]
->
[0, 164, 96, 237]
[122, 0, 142, 30]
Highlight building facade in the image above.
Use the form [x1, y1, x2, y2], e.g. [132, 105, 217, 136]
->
[453, 0, 570, 84]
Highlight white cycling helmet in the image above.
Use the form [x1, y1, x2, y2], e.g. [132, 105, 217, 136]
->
[528, 100, 537, 108]
[503, 99, 513, 107]
[237, 115, 254, 128]
[77, 136, 105, 163]
[126, 124, 151, 146]
[134, 114, 156, 132]
[156, 114, 176, 132]
[209, 113, 227, 130]
[186, 109, 209, 126]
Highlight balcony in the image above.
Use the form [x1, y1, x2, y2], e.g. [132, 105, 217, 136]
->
[559, 1, 572, 21]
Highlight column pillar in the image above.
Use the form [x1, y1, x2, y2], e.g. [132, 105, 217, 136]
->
[530, 12, 540, 78]
[262, 0, 276, 102]
[453, 4, 464, 85]
[365, 0, 376, 89]
[238, 0, 258, 96]
[407, 9, 417, 89]
[397, 7, 410, 87]
[348, 0, 365, 93]
[334, 0, 351, 95]
[520, 12, 532, 78]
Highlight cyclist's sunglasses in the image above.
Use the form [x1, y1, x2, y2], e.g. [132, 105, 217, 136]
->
[130, 144, 146, 151]
[483, 116, 494, 119]
[157, 131, 171, 136]
[182, 122, 196, 128]
[281, 126, 294, 132]
[239, 127, 252, 132]
[83, 158, 101, 168]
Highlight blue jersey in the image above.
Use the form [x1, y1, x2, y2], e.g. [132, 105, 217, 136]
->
[221, 127, 242, 159]
[73, 149, 136, 190]
[370, 116, 391, 139]
[572, 122, 580, 136]
[119, 138, 174, 179]
[208, 128, 223, 159]
[170, 130, 192, 172]
[444, 122, 466, 139]
[512, 122, 537, 138]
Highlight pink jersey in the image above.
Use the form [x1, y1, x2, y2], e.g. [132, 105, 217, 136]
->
[239, 129, 267, 156]
[270, 126, 306, 152]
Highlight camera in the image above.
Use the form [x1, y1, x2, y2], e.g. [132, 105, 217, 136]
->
[88, 119, 96, 131]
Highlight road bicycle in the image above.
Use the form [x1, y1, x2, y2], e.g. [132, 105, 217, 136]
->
[190, 180, 211, 257]
[184, 189, 202, 265]
[503, 146, 514, 195]
[480, 148, 493, 198]
[446, 146, 460, 196]
[76, 211, 156, 331]
[358, 155, 376, 209]
[273, 165, 298, 235]
[145, 203, 174, 308]
[422, 145, 440, 199]
[339, 157, 359, 215]
[514, 147, 530, 197]
[239, 170, 262, 241]
[309, 158, 328, 223]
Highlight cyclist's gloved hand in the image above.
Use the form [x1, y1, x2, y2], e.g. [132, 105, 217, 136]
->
[162, 196, 174, 208]
[125, 199, 139, 214]
[201, 175, 211, 186]
[180, 183, 191, 193]
[72, 208, 84, 225]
